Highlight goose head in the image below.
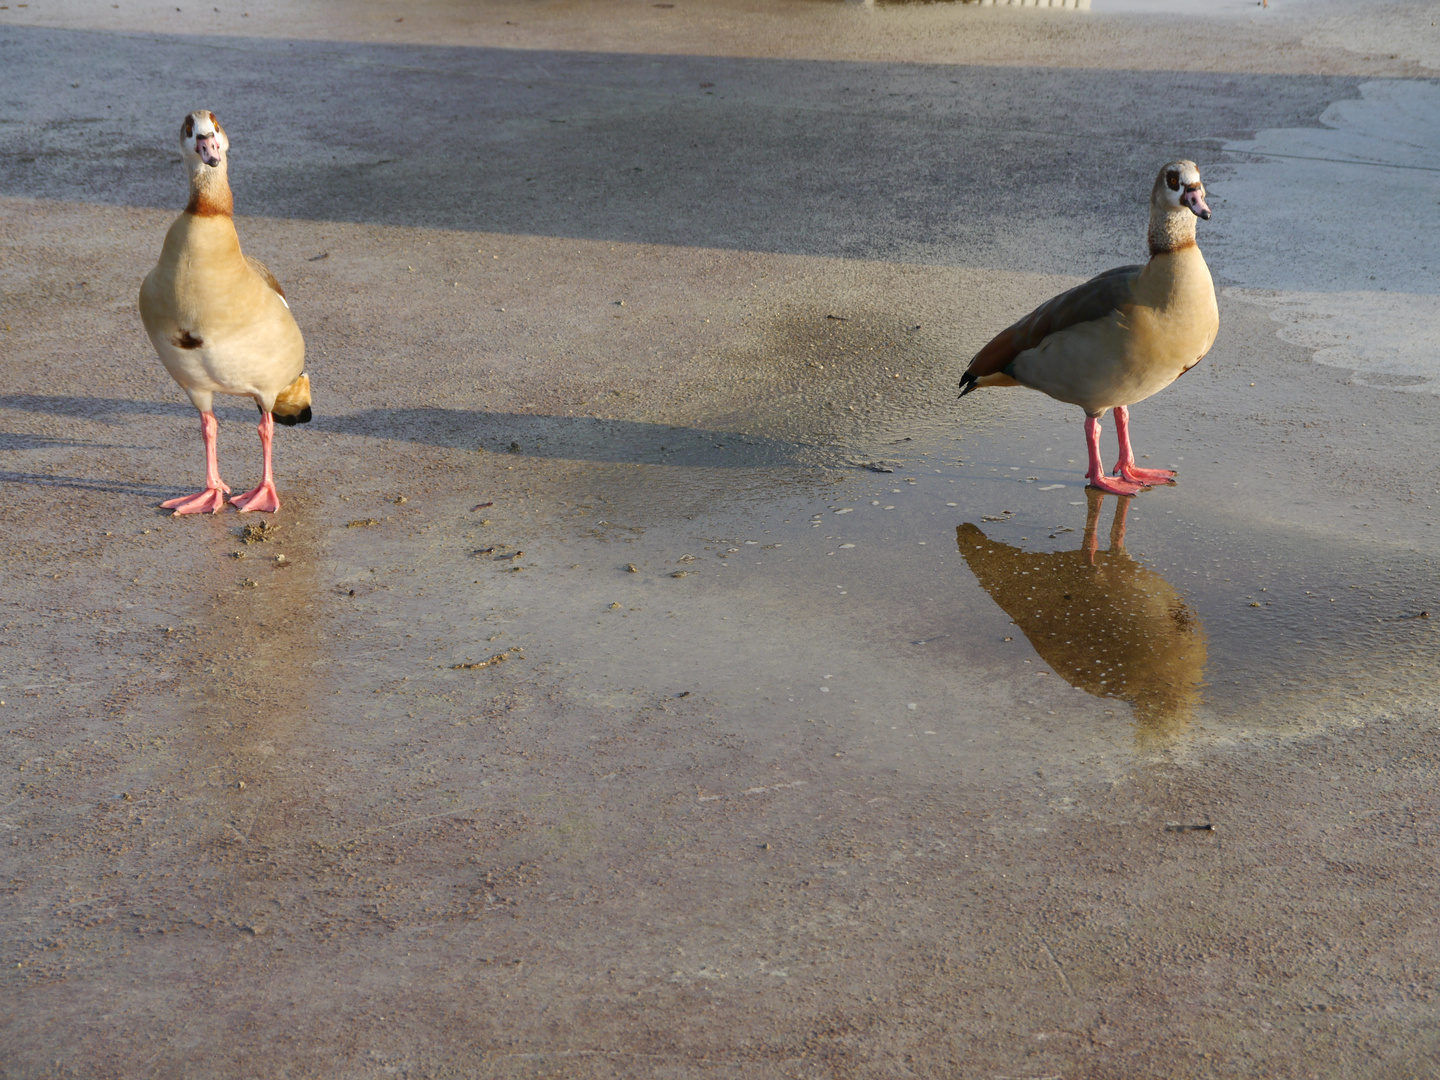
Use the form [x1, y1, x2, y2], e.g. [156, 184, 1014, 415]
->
[1148, 160, 1210, 255]
[180, 110, 228, 173]
[1153, 159, 1210, 220]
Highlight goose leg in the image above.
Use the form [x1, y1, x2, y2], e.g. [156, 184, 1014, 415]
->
[161, 410, 231, 514]
[231, 412, 282, 514]
[1111, 406, 1176, 485]
[1085, 415, 1145, 495]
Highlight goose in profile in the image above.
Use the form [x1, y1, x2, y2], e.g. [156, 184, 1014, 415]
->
[959, 160, 1218, 495]
[139, 109, 310, 515]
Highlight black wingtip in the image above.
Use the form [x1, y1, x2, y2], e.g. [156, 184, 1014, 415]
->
[272, 406, 313, 427]
[958, 375, 979, 400]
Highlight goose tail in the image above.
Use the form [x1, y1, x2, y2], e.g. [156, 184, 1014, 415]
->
[271, 372, 313, 426]
[958, 366, 1019, 399]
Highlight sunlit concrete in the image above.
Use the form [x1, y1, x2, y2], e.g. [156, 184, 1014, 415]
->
[2, 3, 1438, 1077]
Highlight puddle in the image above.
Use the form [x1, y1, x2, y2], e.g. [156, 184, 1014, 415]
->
[951, 479, 1438, 735]
[320, 391, 1437, 783]
[959, 490, 1207, 742]
[1212, 80, 1440, 393]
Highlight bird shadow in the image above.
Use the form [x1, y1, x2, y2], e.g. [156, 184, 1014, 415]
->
[0, 394, 192, 426]
[0, 394, 838, 470]
[0, 469, 174, 499]
[319, 407, 836, 469]
[0, 431, 160, 452]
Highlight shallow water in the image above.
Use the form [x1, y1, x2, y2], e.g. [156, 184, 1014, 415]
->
[317, 372, 1438, 784]
[779, 429, 1437, 740]
[1213, 79, 1440, 393]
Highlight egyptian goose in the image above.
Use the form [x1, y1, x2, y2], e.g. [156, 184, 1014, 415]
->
[959, 161, 1217, 496]
[139, 110, 310, 515]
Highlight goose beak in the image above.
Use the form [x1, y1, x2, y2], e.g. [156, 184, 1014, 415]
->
[1181, 187, 1211, 220]
[196, 133, 222, 168]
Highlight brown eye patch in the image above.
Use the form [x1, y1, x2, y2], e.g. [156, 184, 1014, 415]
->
[1166, 170, 1181, 192]
[182, 117, 194, 138]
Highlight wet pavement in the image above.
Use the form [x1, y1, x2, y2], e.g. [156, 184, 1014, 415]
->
[2, 2, 1439, 1078]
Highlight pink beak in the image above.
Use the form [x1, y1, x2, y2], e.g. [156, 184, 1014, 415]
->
[196, 133, 221, 168]
[1181, 187, 1211, 220]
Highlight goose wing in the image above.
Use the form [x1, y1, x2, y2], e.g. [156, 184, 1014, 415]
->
[960, 264, 1142, 395]
[245, 254, 287, 303]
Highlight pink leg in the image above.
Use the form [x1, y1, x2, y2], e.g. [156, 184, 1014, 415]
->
[1112, 405, 1177, 485]
[161, 411, 231, 514]
[1085, 415, 1144, 495]
[231, 412, 282, 514]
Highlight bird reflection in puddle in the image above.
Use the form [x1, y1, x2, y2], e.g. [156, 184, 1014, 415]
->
[957, 488, 1207, 741]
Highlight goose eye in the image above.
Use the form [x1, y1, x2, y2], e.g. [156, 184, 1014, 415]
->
[1166, 170, 1181, 192]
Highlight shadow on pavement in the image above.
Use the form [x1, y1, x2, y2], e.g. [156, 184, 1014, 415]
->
[323, 406, 830, 467]
[0, 26, 1365, 271]
[0, 394, 831, 468]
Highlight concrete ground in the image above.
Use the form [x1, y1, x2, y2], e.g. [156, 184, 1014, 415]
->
[2, 1, 1439, 1077]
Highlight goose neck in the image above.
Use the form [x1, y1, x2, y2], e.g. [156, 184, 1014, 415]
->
[1148, 207, 1196, 257]
[186, 163, 233, 217]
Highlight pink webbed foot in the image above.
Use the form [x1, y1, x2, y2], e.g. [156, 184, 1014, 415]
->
[1109, 407, 1175, 487]
[166, 410, 231, 513]
[231, 480, 281, 514]
[161, 483, 231, 515]
[1115, 462, 1176, 485]
[1086, 471, 1146, 497]
[1084, 414, 1145, 496]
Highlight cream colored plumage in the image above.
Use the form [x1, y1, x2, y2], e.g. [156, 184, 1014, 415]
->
[960, 160, 1218, 495]
[139, 109, 310, 515]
